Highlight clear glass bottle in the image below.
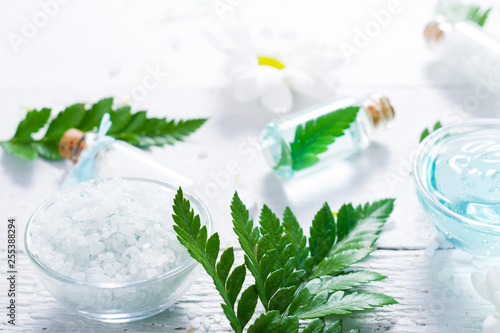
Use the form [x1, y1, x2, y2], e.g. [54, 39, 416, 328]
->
[260, 94, 395, 179]
[424, 16, 500, 88]
[59, 129, 192, 188]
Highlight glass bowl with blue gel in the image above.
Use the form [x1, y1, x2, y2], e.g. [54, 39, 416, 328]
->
[413, 120, 500, 256]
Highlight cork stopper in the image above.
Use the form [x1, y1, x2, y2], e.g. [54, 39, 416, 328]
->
[362, 94, 395, 129]
[424, 16, 450, 47]
[59, 128, 85, 162]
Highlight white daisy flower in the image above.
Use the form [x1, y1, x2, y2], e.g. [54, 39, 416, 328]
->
[206, 21, 344, 114]
[472, 267, 500, 332]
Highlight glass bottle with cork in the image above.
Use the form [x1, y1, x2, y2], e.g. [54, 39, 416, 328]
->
[424, 16, 500, 91]
[260, 94, 395, 179]
[58, 114, 192, 189]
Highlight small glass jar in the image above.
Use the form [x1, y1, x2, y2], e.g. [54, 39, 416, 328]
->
[25, 177, 210, 322]
[424, 16, 500, 87]
[260, 94, 395, 179]
[59, 129, 192, 188]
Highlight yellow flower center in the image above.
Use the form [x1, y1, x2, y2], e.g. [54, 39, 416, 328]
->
[258, 56, 285, 70]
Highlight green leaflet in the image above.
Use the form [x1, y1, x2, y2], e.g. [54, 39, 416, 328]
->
[0, 108, 51, 160]
[1, 97, 207, 160]
[79, 97, 113, 132]
[419, 121, 442, 143]
[303, 318, 326, 333]
[0, 142, 38, 161]
[435, 3, 492, 27]
[283, 207, 310, 271]
[305, 271, 387, 294]
[173, 190, 397, 333]
[331, 199, 395, 254]
[44, 104, 85, 140]
[309, 203, 336, 265]
[289, 106, 359, 171]
[13, 108, 51, 141]
[237, 286, 259, 328]
[248, 310, 301, 333]
[172, 188, 255, 333]
[269, 286, 296, 313]
[465, 6, 492, 27]
[297, 291, 398, 319]
[325, 320, 344, 333]
[230, 193, 270, 311]
[311, 248, 373, 279]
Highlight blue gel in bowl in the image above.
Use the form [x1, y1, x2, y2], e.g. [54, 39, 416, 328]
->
[413, 120, 500, 256]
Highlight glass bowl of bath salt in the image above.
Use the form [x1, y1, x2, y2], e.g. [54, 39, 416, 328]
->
[414, 120, 500, 256]
[25, 177, 211, 323]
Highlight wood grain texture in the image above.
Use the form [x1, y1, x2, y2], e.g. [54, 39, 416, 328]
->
[0, 248, 495, 332]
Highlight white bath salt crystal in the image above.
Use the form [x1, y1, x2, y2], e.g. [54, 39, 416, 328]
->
[424, 238, 440, 257]
[213, 314, 221, 323]
[70, 272, 86, 281]
[135, 221, 146, 231]
[127, 235, 136, 245]
[187, 309, 197, 319]
[164, 249, 176, 263]
[454, 251, 473, 264]
[437, 266, 454, 282]
[103, 252, 115, 262]
[121, 247, 131, 257]
[66, 255, 75, 265]
[72, 210, 87, 222]
[58, 217, 72, 227]
[55, 253, 66, 262]
[88, 241, 105, 256]
[88, 267, 103, 275]
[149, 257, 163, 267]
[201, 316, 211, 330]
[104, 263, 117, 276]
[129, 264, 138, 275]
[51, 261, 64, 272]
[88, 233, 100, 242]
[29, 177, 190, 289]
[120, 224, 135, 236]
[146, 269, 158, 279]
[191, 317, 201, 329]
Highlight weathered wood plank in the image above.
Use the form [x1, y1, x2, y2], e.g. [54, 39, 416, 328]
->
[0, 248, 493, 332]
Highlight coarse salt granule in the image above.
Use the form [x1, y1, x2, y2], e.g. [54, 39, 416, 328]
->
[29, 177, 189, 283]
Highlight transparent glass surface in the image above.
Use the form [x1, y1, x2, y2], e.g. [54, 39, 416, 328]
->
[25, 178, 211, 322]
[434, 20, 500, 89]
[261, 96, 374, 180]
[414, 120, 500, 256]
[84, 134, 192, 188]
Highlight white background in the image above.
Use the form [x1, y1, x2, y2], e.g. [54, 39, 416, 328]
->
[0, 0, 500, 331]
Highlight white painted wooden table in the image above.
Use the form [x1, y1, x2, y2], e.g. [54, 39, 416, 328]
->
[1, 0, 500, 332]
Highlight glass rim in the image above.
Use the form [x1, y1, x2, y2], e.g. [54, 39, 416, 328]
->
[24, 177, 211, 289]
[413, 118, 500, 232]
